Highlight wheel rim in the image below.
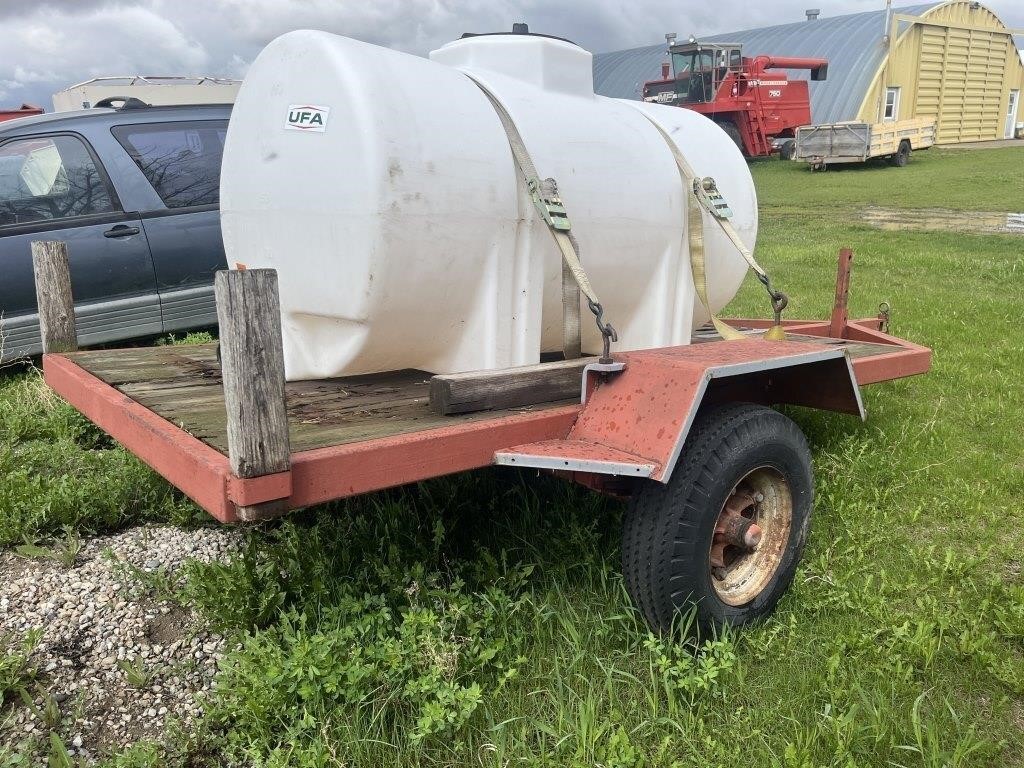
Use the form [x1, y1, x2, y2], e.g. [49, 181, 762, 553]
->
[709, 466, 793, 606]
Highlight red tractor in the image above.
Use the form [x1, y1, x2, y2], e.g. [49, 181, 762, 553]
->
[642, 40, 828, 159]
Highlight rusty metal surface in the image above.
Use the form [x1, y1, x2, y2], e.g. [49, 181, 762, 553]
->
[504, 321, 929, 484]
[829, 248, 853, 338]
[568, 340, 858, 482]
[710, 467, 793, 606]
[720, 318, 931, 385]
[285, 405, 581, 509]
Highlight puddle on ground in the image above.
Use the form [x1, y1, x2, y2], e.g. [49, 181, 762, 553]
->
[861, 206, 1024, 235]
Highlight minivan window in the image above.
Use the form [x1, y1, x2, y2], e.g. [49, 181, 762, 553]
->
[0, 135, 115, 227]
[112, 121, 227, 209]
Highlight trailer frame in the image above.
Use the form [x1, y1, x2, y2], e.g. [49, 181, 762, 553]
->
[39, 247, 929, 525]
[33, 244, 931, 631]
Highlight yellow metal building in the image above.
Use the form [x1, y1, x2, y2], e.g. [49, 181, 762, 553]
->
[862, 2, 1024, 142]
[593, 1, 1024, 145]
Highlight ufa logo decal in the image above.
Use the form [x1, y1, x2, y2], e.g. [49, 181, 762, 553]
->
[285, 105, 330, 132]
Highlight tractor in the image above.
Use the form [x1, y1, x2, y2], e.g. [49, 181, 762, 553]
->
[642, 40, 828, 159]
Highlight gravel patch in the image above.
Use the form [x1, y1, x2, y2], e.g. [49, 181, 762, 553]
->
[0, 525, 242, 762]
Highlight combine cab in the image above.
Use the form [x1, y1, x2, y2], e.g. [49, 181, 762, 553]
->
[643, 41, 828, 159]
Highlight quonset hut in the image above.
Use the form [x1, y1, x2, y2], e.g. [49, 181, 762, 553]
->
[593, 2, 1024, 144]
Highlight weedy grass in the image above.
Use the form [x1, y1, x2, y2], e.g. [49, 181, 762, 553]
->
[1, 147, 1022, 767]
[0, 337, 211, 547]
[0, 631, 39, 710]
[14, 524, 83, 568]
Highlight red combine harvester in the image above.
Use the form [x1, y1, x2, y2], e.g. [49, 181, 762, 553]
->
[642, 40, 828, 159]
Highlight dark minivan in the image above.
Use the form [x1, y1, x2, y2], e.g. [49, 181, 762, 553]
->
[0, 102, 231, 361]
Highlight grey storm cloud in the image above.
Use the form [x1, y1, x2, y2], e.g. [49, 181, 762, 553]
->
[2, 0, 1022, 107]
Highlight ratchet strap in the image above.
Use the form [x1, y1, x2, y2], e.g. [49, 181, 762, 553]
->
[639, 113, 787, 342]
[467, 75, 611, 360]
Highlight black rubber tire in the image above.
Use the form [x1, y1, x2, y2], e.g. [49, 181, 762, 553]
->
[891, 140, 911, 167]
[779, 139, 796, 161]
[716, 121, 746, 156]
[621, 403, 813, 635]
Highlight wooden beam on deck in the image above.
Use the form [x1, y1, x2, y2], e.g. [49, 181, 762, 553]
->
[430, 357, 597, 416]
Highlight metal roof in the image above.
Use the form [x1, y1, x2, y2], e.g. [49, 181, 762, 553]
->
[592, 4, 939, 123]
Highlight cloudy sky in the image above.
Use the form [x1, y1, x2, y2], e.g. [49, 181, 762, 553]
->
[2, 0, 1022, 108]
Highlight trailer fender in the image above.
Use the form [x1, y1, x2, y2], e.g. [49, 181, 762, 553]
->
[494, 339, 863, 483]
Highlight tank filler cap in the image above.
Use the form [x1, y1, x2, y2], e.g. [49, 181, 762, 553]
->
[459, 23, 577, 46]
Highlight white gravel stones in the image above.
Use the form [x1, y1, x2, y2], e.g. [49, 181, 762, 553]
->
[0, 525, 242, 762]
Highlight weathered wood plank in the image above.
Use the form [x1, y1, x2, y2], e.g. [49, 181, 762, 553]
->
[430, 357, 597, 415]
[31, 241, 77, 354]
[57, 346, 577, 453]
[215, 269, 290, 521]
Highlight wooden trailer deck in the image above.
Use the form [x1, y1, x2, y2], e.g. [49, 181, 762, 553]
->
[60, 343, 578, 455]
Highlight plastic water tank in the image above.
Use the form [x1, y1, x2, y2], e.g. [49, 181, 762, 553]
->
[220, 29, 756, 380]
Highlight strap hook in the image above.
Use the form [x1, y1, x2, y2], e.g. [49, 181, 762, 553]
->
[587, 299, 618, 364]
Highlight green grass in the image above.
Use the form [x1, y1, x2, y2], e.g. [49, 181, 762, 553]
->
[0, 337, 209, 547]
[2, 147, 1024, 766]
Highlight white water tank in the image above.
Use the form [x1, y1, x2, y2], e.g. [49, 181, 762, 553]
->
[220, 29, 756, 381]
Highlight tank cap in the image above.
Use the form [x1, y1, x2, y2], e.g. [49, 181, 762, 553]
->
[459, 24, 577, 46]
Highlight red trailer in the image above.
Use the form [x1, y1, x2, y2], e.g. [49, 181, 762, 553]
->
[642, 42, 828, 159]
[0, 104, 44, 122]
[38, 248, 928, 634]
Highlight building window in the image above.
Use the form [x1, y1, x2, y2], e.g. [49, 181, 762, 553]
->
[883, 87, 901, 122]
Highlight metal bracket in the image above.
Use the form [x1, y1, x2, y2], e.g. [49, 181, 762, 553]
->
[528, 179, 572, 231]
[693, 176, 733, 219]
[581, 360, 626, 403]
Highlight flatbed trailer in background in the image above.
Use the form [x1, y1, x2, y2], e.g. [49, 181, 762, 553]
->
[795, 117, 936, 170]
[35, 243, 930, 634]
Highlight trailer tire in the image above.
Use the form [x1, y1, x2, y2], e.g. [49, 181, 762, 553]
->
[779, 139, 796, 161]
[891, 140, 911, 167]
[621, 403, 813, 635]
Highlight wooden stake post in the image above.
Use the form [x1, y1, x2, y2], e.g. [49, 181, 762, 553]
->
[31, 241, 78, 354]
[214, 269, 292, 521]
